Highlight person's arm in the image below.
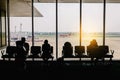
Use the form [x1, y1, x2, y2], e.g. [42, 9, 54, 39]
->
[42, 44, 45, 53]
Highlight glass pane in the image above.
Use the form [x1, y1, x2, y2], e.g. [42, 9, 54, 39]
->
[34, 1, 56, 59]
[10, 0, 32, 48]
[106, 3, 120, 60]
[58, 1, 80, 58]
[82, 2, 103, 49]
[0, 12, 1, 47]
[1, 11, 6, 46]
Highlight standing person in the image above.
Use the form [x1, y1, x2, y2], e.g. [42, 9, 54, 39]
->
[41, 39, 52, 62]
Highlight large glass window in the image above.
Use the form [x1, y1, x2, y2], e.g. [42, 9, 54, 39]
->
[0, 11, 1, 47]
[82, 2, 103, 49]
[10, 0, 32, 47]
[6, 0, 120, 61]
[34, 0, 56, 59]
[0, 10, 6, 47]
[1, 11, 6, 46]
[106, 3, 120, 60]
[58, 1, 80, 58]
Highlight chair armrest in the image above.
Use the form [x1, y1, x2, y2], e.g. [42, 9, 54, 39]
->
[1, 50, 5, 56]
[110, 50, 114, 56]
[74, 50, 77, 56]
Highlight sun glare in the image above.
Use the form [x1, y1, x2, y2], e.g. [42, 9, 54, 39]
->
[82, 25, 99, 33]
[81, 25, 100, 46]
[82, 31, 99, 46]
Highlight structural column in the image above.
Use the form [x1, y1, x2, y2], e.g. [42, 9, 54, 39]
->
[80, 0, 82, 46]
[7, 0, 10, 46]
[32, 0, 34, 46]
[103, 0, 106, 46]
[56, 0, 58, 59]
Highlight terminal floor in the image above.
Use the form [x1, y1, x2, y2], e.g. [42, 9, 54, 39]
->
[0, 60, 120, 79]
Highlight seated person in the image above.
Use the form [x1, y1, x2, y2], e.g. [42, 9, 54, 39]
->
[89, 39, 98, 48]
[41, 39, 52, 61]
[15, 39, 28, 69]
[16, 40, 25, 58]
[15, 37, 29, 62]
[87, 39, 98, 53]
[88, 39, 100, 61]
[62, 41, 74, 58]
[21, 37, 29, 56]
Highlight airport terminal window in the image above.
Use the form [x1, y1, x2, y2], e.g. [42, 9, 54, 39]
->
[0, 10, 6, 47]
[9, 0, 32, 47]
[0, 11, 1, 47]
[7, 0, 120, 60]
[34, 1, 56, 59]
[1, 11, 6, 46]
[106, 3, 120, 60]
[58, 2, 80, 58]
[82, 2, 103, 48]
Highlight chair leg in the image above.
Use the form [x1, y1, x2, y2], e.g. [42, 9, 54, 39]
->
[9, 58, 10, 61]
[3, 58, 5, 61]
[79, 58, 81, 61]
[110, 58, 112, 64]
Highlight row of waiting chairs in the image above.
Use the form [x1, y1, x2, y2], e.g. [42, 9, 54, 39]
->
[74, 45, 114, 61]
[1, 45, 114, 61]
[1, 46, 53, 61]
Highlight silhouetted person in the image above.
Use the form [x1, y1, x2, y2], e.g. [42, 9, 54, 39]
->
[89, 39, 98, 48]
[15, 37, 29, 70]
[88, 39, 98, 61]
[21, 37, 29, 56]
[41, 39, 52, 62]
[62, 42, 74, 58]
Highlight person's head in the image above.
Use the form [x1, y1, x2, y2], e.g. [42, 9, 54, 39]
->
[92, 39, 96, 42]
[64, 42, 72, 47]
[92, 39, 97, 44]
[44, 39, 48, 44]
[21, 37, 26, 43]
[90, 39, 98, 46]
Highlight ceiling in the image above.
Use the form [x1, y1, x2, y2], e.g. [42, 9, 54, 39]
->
[33, 0, 120, 3]
[10, 0, 43, 17]
[0, 0, 6, 11]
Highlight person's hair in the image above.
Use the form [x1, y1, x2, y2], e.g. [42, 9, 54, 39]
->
[21, 37, 26, 42]
[89, 39, 98, 47]
[44, 39, 48, 44]
[64, 42, 72, 47]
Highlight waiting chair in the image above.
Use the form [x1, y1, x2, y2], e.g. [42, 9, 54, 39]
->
[1, 46, 17, 61]
[27, 46, 41, 60]
[87, 45, 114, 61]
[49, 46, 54, 60]
[98, 45, 114, 61]
[87, 46, 99, 61]
[75, 46, 85, 56]
[41, 46, 54, 61]
[74, 46, 87, 60]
